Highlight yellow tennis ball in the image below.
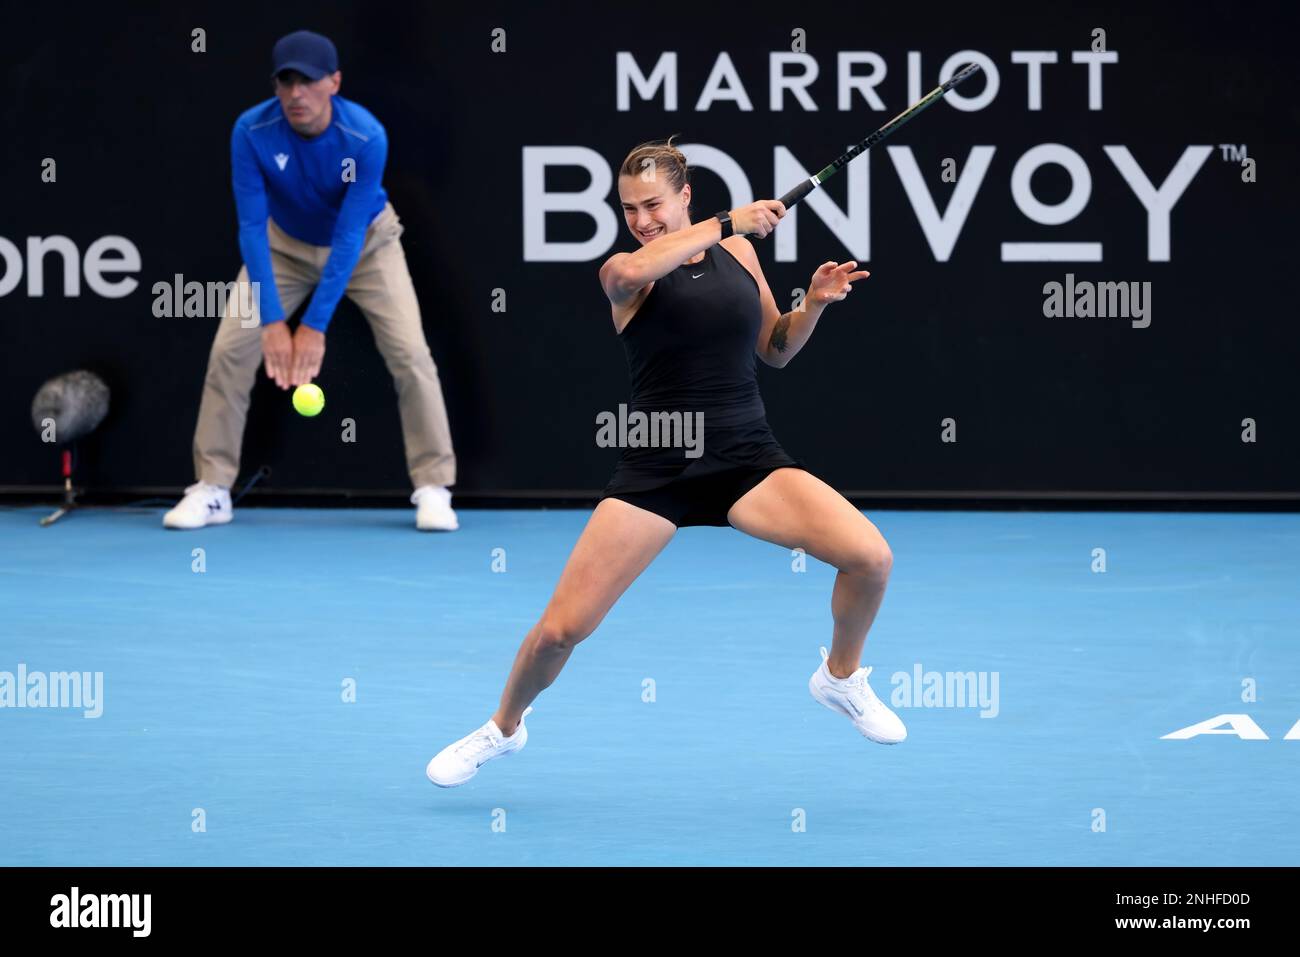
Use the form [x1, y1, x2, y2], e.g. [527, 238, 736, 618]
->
[292, 383, 325, 417]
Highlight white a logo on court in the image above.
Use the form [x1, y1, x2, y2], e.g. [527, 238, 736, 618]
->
[274, 153, 289, 170]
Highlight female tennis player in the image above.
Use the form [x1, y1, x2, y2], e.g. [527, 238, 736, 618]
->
[427, 138, 903, 787]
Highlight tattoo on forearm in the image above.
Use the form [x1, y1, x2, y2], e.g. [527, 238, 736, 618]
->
[769, 313, 792, 354]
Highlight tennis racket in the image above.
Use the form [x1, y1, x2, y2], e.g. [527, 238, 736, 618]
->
[765, 62, 983, 220]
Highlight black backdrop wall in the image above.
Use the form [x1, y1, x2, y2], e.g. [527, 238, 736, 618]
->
[2, 1, 1297, 499]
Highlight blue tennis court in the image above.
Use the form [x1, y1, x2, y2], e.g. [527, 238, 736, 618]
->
[1, 505, 1296, 866]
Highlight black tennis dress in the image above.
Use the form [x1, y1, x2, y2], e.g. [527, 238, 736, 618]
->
[599, 241, 806, 527]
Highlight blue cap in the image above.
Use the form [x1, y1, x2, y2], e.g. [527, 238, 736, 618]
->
[270, 30, 338, 81]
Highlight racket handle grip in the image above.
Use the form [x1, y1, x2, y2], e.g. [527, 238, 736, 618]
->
[749, 178, 817, 242]
[748, 179, 816, 240]
[778, 178, 816, 210]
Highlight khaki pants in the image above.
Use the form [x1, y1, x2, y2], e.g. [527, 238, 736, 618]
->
[192, 202, 456, 490]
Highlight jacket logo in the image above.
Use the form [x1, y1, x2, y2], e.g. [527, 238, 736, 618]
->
[273, 153, 289, 171]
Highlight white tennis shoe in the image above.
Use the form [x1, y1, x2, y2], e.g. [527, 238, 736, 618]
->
[426, 706, 533, 788]
[412, 484, 458, 531]
[808, 646, 907, 744]
[162, 482, 232, 529]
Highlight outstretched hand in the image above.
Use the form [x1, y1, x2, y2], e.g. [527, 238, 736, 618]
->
[808, 260, 871, 306]
[261, 322, 294, 390]
[290, 325, 326, 386]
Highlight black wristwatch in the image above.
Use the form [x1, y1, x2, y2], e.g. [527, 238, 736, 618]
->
[714, 210, 734, 239]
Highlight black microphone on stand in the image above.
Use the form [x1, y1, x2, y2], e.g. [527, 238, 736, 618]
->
[30, 370, 110, 526]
